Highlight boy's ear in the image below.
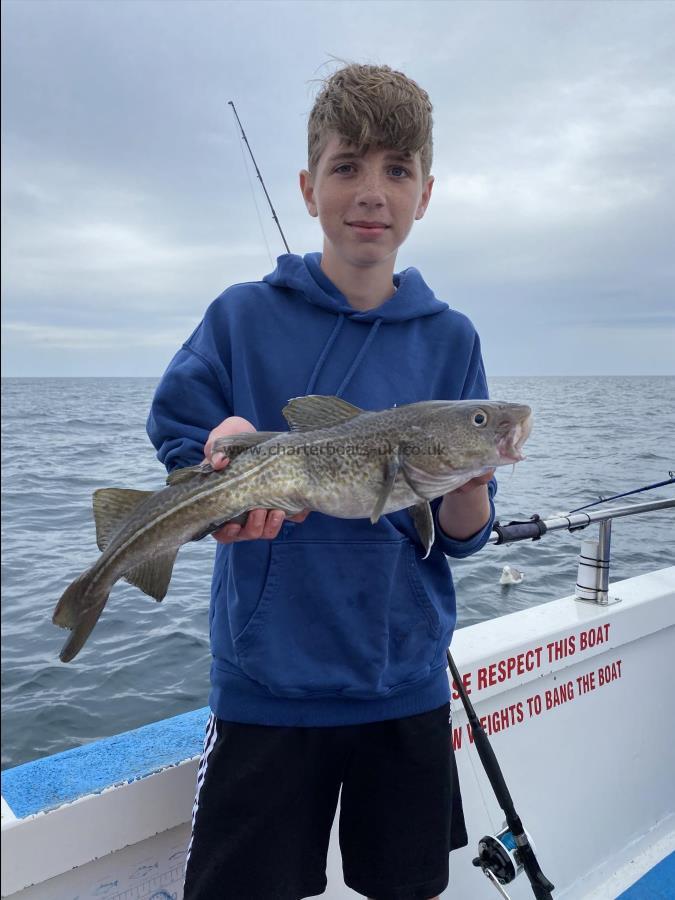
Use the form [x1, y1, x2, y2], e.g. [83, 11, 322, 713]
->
[299, 170, 318, 218]
[415, 175, 434, 221]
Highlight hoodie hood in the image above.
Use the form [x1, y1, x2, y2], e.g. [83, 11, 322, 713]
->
[263, 252, 449, 323]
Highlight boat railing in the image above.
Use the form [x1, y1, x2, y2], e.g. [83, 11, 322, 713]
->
[488, 497, 675, 606]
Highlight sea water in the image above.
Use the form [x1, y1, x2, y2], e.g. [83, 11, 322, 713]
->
[2, 376, 674, 769]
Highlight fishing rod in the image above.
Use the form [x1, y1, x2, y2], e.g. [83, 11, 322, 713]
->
[233, 105, 556, 899]
[471, 489, 674, 895]
[228, 101, 291, 254]
[448, 649, 555, 899]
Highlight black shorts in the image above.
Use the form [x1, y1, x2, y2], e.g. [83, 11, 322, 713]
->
[183, 703, 467, 900]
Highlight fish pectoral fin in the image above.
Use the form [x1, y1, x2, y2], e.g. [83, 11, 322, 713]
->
[282, 395, 364, 431]
[399, 460, 432, 501]
[409, 501, 435, 559]
[93, 488, 155, 552]
[370, 451, 401, 524]
[123, 548, 180, 602]
[166, 461, 214, 486]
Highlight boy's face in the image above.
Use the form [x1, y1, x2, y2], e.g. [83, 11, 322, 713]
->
[300, 133, 433, 272]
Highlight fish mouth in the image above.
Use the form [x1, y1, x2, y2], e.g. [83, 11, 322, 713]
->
[496, 409, 532, 463]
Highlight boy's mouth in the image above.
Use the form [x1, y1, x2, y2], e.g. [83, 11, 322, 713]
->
[347, 221, 390, 237]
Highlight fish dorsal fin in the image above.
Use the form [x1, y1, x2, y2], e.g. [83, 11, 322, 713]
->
[210, 431, 281, 458]
[282, 395, 364, 432]
[123, 549, 180, 602]
[166, 432, 282, 486]
[166, 462, 213, 486]
[92, 488, 154, 552]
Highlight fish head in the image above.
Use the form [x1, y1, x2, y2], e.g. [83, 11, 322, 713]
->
[401, 399, 533, 479]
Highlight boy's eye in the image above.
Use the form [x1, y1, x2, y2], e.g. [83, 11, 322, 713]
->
[334, 164, 355, 174]
[389, 166, 410, 178]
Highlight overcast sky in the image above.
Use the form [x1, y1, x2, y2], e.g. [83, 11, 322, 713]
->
[2, 0, 674, 377]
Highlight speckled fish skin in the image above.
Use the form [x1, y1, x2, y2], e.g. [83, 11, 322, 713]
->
[52, 395, 532, 662]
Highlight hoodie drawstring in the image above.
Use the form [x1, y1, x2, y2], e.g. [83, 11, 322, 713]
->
[305, 314, 345, 395]
[305, 315, 384, 399]
[335, 318, 383, 397]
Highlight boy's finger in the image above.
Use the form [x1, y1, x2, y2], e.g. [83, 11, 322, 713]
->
[209, 453, 230, 470]
[287, 509, 310, 523]
[212, 523, 240, 544]
[214, 508, 304, 543]
[240, 508, 266, 540]
[262, 510, 285, 539]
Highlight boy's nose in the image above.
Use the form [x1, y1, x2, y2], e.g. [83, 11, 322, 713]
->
[355, 176, 386, 208]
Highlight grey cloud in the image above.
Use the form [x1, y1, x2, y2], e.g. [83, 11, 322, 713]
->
[2, 0, 674, 376]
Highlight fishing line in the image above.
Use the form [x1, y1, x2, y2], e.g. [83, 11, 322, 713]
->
[229, 106, 275, 267]
[228, 100, 291, 255]
[566, 474, 674, 514]
[448, 650, 555, 899]
[453, 693, 500, 835]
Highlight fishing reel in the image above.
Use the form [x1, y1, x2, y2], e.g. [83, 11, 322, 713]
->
[473, 824, 535, 899]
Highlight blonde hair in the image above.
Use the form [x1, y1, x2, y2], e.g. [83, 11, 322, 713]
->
[308, 63, 433, 177]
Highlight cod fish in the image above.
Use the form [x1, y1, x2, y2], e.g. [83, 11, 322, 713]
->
[53, 394, 532, 662]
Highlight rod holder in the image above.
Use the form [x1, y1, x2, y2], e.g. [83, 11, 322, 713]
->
[575, 519, 621, 605]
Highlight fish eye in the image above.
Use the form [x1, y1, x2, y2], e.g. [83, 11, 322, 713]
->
[471, 409, 488, 428]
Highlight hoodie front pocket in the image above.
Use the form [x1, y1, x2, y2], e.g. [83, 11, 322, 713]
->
[233, 539, 440, 699]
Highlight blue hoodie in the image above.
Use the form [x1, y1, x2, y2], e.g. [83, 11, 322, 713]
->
[147, 253, 496, 726]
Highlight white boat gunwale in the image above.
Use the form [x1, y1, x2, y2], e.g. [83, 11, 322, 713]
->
[2, 565, 674, 899]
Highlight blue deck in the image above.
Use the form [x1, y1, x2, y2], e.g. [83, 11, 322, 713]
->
[1, 707, 209, 819]
[618, 851, 675, 899]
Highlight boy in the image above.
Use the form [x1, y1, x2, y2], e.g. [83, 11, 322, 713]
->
[148, 63, 496, 900]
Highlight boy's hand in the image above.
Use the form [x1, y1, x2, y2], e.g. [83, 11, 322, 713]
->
[204, 417, 309, 544]
[438, 469, 495, 541]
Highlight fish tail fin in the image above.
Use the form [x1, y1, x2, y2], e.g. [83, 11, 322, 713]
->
[52, 570, 109, 663]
